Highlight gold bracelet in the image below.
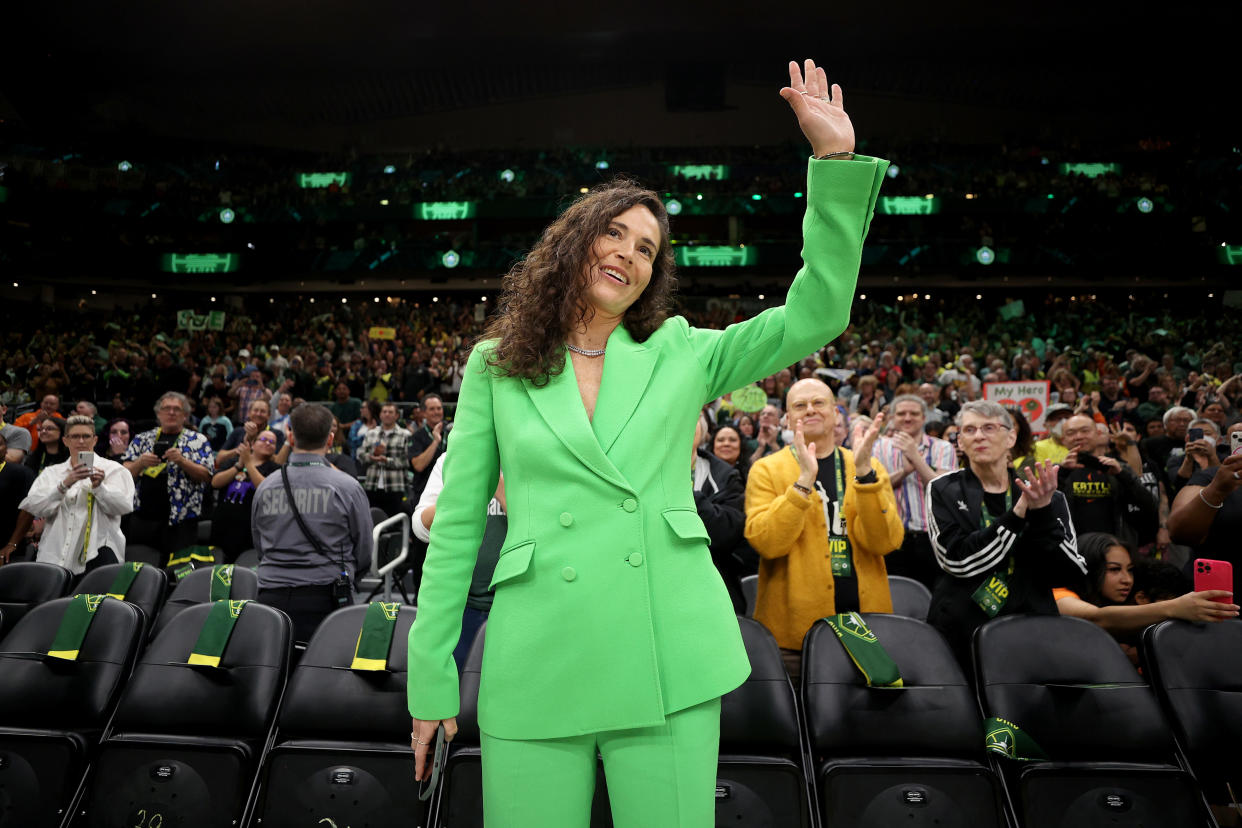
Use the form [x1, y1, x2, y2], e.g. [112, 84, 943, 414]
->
[814, 150, 855, 161]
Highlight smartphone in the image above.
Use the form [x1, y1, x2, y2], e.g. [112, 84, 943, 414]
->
[1188, 427, 1205, 443]
[152, 439, 174, 458]
[77, 451, 94, 468]
[1231, 431, 1242, 455]
[417, 723, 447, 802]
[1078, 453, 1103, 470]
[1193, 558, 1234, 597]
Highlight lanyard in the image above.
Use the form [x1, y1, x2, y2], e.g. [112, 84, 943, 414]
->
[79, 492, 96, 565]
[806, 448, 853, 579]
[290, 460, 328, 468]
[974, 481, 1015, 616]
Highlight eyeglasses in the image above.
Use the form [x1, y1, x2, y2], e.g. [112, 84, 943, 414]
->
[38, 425, 61, 432]
[65, 433, 95, 442]
[960, 423, 1012, 437]
[256, 436, 277, 444]
[158, 405, 184, 413]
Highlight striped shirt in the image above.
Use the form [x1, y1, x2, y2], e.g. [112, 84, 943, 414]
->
[875, 432, 958, 531]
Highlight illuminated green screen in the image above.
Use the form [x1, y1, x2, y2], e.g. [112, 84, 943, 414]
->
[414, 201, 478, 220]
[0, 186, 7, 203]
[1219, 245, 1242, 266]
[161, 253, 240, 274]
[675, 246, 757, 267]
[298, 172, 351, 188]
[1060, 163, 1121, 178]
[877, 196, 941, 215]
[669, 165, 730, 180]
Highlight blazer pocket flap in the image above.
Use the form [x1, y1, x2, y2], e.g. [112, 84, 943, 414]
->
[661, 508, 710, 543]
[488, 540, 535, 589]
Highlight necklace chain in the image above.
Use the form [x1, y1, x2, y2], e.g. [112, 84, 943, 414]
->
[567, 343, 607, 358]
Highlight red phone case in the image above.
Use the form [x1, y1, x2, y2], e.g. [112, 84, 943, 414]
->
[1193, 558, 1234, 597]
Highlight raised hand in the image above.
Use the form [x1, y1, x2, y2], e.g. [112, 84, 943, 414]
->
[779, 59, 855, 158]
[792, 424, 819, 489]
[1015, 460, 1059, 511]
[855, 411, 886, 467]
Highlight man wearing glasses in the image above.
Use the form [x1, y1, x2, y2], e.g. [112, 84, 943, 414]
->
[925, 400, 1086, 669]
[122, 392, 215, 557]
[17, 415, 135, 575]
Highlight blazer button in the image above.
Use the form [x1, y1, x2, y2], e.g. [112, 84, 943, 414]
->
[561, 566, 577, 582]
[627, 552, 644, 567]
[559, 512, 574, 527]
[622, 498, 638, 513]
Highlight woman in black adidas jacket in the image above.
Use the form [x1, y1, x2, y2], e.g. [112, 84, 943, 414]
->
[925, 401, 1087, 669]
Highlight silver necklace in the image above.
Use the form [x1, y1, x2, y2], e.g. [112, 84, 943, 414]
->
[566, 343, 606, 358]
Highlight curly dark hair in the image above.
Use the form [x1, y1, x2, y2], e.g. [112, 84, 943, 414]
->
[481, 178, 676, 384]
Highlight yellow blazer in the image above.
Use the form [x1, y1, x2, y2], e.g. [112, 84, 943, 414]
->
[745, 446, 903, 650]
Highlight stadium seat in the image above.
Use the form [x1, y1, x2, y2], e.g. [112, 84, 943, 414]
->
[196, 520, 212, 545]
[741, 573, 758, 617]
[888, 575, 932, 620]
[433, 623, 611, 827]
[0, 561, 72, 640]
[0, 596, 145, 828]
[803, 613, 1005, 827]
[74, 601, 291, 828]
[251, 603, 421, 828]
[235, 548, 260, 569]
[716, 616, 813, 827]
[122, 544, 165, 567]
[150, 565, 260, 639]
[975, 614, 1210, 828]
[72, 563, 167, 639]
[1142, 619, 1242, 812]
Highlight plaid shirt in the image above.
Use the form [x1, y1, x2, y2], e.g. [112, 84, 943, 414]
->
[875, 432, 957, 532]
[359, 426, 411, 492]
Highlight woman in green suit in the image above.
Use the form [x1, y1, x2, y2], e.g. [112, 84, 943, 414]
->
[409, 58, 889, 827]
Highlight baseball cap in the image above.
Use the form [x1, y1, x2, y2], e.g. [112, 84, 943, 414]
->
[1, 424, 32, 454]
[1044, 403, 1074, 420]
[238, 348, 251, 358]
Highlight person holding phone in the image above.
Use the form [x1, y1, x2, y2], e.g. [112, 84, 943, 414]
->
[408, 58, 889, 827]
[1169, 418, 1223, 496]
[1057, 413, 1158, 548]
[18, 415, 134, 576]
[122, 392, 215, 557]
[1168, 450, 1242, 579]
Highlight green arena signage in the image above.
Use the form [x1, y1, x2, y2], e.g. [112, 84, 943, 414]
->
[669, 165, 730, 180]
[161, 253, 240, 274]
[1219, 245, 1242, 266]
[414, 201, 478, 220]
[1060, 162, 1120, 178]
[298, 172, 351, 188]
[877, 196, 940, 215]
[674, 246, 757, 267]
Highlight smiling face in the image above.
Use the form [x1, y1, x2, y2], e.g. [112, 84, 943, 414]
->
[959, 411, 1016, 467]
[582, 204, 659, 320]
[713, 426, 742, 465]
[893, 400, 926, 438]
[786, 379, 836, 446]
[254, 430, 278, 460]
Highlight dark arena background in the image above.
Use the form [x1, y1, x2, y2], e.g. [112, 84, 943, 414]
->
[1, 2, 1241, 827]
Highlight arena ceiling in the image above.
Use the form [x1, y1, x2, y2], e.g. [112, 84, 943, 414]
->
[1, 2, 1231, 147]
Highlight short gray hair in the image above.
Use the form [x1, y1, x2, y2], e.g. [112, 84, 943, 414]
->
[955, 400, 1014, 429]
[889, 394, 928, 418]
[1189, 418, 1220, 437]
[154, 392, 191, 416]
[1163, 405, 1195, 428]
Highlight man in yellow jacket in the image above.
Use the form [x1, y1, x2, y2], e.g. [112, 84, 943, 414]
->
[745, 378, 903, 682]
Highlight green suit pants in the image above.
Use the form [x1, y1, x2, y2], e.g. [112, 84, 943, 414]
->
[480, 696, 721, 827]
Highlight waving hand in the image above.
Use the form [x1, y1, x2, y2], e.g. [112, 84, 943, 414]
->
[779, 59, 855, 158]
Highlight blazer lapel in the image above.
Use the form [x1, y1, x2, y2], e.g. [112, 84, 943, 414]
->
[591, 325, 660, 455]
[523, 359, 632, 493]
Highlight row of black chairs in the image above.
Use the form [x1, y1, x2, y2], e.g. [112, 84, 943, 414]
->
[430, 614, 1240, 828]
[2, 562, 1237, 827]
[0, 561, 259, 643]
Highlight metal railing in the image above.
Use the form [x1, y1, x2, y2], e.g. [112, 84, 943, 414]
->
[370, 511, 410, 603]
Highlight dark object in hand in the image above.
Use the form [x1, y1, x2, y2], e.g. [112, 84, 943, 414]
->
[1078, 453, 1103, 471]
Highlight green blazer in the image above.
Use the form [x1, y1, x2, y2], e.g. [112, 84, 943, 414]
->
[408, 155, 889, 740]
